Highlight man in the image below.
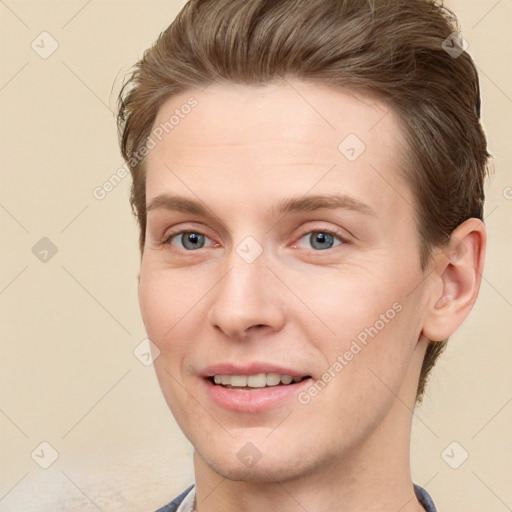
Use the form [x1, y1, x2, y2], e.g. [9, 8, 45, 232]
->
[116, 0, 489, 510]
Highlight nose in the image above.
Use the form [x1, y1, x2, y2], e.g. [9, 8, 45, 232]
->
[207, 249, 286, 340]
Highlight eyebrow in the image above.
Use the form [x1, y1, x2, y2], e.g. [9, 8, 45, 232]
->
[274, 194, 376, 217]
[146, 193, 377, 218]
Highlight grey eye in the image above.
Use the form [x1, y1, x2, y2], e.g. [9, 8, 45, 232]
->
[298, 231, 342, 251]
[310, 232, 333, 250]
[177, 232, 207, 250]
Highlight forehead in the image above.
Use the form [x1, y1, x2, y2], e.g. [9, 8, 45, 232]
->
[145, 79, 413, 217]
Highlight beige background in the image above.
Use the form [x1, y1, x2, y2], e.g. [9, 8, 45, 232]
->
[0, 1, 511, 510]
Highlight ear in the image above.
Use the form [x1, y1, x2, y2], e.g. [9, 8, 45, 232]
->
[421, 218, 486, 342]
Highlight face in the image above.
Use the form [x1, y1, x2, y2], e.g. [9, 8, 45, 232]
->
[139, 79, 432, 483]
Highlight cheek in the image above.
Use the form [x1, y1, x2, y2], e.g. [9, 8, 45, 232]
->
[296, 268, 401, 350]
[138, 266, 214, 375]
[138, 271, 200, 417]
[302, 264, 423, 388]
[138, 276, 166, 343]
[304, 301, 420, 440]
[138, 270, 188, 353]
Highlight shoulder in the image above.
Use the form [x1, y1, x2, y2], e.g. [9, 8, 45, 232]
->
[155, 484, 435, 512]
[414, 484, 437, 512]
[154, 485, 195, 512]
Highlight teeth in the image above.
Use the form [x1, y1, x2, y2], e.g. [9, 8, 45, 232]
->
[266, 372, 281, 386]
[212, 373, 306, 388]
[231, 375, 247, 387]
[247, 374, 266, 387]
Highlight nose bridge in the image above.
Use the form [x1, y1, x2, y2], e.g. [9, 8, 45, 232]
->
[208, 240, 285, 338]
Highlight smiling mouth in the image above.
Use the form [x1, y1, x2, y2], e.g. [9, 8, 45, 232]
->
[209, 373, 312, 390]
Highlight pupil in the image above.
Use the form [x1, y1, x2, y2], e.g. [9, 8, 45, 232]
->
[312, 232, 333, 250]
[183, 233, 204, 249]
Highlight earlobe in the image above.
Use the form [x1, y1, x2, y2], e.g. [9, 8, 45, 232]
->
[421, 218, 486, 342]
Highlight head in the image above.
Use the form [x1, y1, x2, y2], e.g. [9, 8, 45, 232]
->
[117, 0, 489, 482]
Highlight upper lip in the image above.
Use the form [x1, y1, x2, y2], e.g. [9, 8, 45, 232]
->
[200, 362, 311, 378]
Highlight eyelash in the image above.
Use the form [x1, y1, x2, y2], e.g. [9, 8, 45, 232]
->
[161, 227, 347, 253]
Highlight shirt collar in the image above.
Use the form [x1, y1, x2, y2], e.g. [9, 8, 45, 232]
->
[176, 484, 437, 512]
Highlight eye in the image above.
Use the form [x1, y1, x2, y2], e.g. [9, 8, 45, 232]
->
[163, 230, 214, 251]
[296, 230, 344, 251]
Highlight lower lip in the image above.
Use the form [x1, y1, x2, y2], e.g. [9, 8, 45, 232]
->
[202, 377, 313, 413]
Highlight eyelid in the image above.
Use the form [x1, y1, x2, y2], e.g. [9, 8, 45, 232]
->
[161, 224, 349, 255]
[161, 228, 215, 247]
[291, 226, 349, 249]
[295, 218, 351, 239]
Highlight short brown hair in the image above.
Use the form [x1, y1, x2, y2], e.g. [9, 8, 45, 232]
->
[116, 0, 490, 403]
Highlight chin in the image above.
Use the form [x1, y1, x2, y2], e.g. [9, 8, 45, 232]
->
[197, 445, 324, 484]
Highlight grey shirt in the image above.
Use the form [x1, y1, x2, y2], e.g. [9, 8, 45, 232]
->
[156, 483, 437, 511]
